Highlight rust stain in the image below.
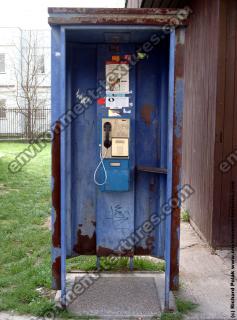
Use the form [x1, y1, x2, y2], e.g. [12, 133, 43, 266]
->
[141, 104, 154, 126]
[134, 246, 150, 255]
[175, 43, 185, 78]
[73, 228, 96, 255]
[170, 131, 182, 290]
[48, 16, 189, 27]
[97, 246, 117, 257]
[52, 256, 61, 290]
[135, 236, 155, 255]
[48, 8, 190, 16]
[149, 178, 156, 192]
[48, 8, 191, 27]
[170, 33, 185, 291]
[97, 246, 133, 257]
[52, 121, 61, 248]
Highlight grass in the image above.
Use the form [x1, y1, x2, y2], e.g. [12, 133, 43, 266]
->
[53, 310, 100, 319]
[161, 298, 198, 320]
[67, 255, 165, 272]
[181, 210, 190, 223]
[0, 142, 165, 318]
[0, 142, 53, 317]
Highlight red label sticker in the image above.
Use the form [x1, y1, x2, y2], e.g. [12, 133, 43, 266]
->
[97, 98, 105, 105]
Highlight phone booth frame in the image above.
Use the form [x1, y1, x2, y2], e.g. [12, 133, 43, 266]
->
[49, 7, 190, 311]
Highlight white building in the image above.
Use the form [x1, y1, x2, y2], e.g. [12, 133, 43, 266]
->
[0, 27, 51, 138]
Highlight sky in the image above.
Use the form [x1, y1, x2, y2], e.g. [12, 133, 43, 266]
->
[0, 0, 125, 29]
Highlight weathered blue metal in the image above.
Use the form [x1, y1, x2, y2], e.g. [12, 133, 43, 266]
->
[135, 41, 169, 257]
[49, 8, 187, 311]
[70, 43, 97, 257]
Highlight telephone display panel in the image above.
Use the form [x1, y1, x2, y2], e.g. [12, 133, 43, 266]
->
[101, 118, 130, 159]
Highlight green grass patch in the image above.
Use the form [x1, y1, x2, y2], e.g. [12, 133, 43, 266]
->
[160, 313, 182, 320]
[161, 298, 198, 320]
[176, 298, 198, 314]
[67, 256, 165, 272]
[181, 210, 190, 222]
[57, 310, 100, 319]
[0, 142, 52, 316]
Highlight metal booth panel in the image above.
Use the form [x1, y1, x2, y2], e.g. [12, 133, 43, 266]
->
[135, 39, 169, 257]
[64, 39, 170, 258]
[69, 44, 98, 256]
[49, 8, 189, 307]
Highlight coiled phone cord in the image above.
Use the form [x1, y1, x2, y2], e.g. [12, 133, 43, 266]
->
[93, 144, 108, 186]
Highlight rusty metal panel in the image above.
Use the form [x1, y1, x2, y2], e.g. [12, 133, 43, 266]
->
[164, 29, 175, 309]
[51, 25, 62, 291]
[48, 7, 191, 26]
[52, 122, 61, 249]
[52, 122, 61, 290]
[48, 7, 189, 15]
[170, 27, 185, 291]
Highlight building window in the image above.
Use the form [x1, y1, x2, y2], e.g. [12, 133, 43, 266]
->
[37, 54, 45, 74]
[0, 99, 6, 118]
[0, 54, 5, 73]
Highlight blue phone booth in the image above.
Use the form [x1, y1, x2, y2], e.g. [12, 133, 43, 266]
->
[49, 7, 189, 312]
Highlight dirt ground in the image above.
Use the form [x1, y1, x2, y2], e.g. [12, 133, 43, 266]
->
[179, 222, 235, 319]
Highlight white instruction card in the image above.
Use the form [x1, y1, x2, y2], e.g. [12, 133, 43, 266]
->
[106, 62, 129, 94]
[106, 96, 129, 109]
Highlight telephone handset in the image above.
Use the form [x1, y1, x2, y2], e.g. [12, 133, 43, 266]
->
[103, 122, 112, 149]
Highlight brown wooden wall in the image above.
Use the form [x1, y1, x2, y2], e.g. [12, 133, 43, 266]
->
[182, 0, 219, 245]
[182, 0, 237, 247]
[212, 0, 237, 247]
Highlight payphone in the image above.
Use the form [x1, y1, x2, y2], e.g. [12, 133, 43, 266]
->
[94, 118, 130, 192]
